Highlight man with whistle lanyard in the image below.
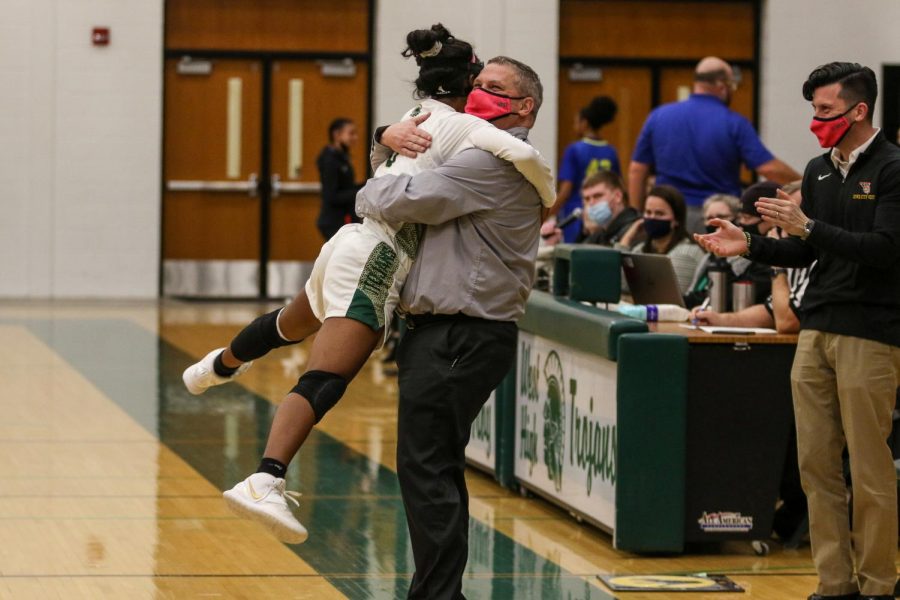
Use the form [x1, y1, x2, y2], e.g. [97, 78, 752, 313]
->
[695, 62, 900, 600]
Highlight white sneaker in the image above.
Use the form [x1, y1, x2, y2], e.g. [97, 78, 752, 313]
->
[223, 472, 308, 544]
[182, 348, 252, 395]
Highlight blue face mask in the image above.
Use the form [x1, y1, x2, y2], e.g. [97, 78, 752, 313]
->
[587, 201, 612, 226]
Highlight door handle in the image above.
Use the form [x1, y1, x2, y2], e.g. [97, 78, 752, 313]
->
[167, 173, 259, 197]
[270, 173, 321, 197]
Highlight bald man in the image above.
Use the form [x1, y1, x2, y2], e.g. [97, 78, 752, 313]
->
[629, 56, 799, 233]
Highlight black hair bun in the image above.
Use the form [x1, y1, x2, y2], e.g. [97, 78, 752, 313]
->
[581, 95, 618, 129]
[403, 23, 453, 62]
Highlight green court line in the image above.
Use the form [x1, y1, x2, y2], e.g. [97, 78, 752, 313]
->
[19, 318, 615, 600]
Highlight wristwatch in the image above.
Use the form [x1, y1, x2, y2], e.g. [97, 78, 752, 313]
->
[800, 218, 815, 241]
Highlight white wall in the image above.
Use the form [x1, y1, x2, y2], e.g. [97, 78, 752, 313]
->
[374, 1, 559, 171]
[761, 0, 900, 172]
[0, 0, 162, 297]
[11, 1, 890, 297]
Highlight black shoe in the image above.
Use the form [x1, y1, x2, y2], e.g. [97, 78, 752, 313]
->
[807, 594, 859, 600]
[858, 596, 892, 600]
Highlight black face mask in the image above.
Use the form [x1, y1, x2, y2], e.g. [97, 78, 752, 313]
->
[643, 218, 673, 239]
[741, 222, 761, 236]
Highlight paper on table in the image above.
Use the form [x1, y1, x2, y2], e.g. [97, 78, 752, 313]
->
[699, 326, 777, 335]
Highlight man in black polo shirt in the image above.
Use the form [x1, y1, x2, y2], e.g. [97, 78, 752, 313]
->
[696, 62, 900, 600]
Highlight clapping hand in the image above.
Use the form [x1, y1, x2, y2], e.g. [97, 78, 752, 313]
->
[693, 219, 748, 257]
[756, 189, 808, 237]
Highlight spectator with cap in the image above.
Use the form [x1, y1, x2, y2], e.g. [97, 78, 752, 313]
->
[629, 56, 800, 234]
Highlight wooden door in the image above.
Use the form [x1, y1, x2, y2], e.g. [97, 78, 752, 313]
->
[557, 67, 653, 182]
[163, 58, 262, 296]
[266, 60, 369, 297]
[659, 66, 756, 123]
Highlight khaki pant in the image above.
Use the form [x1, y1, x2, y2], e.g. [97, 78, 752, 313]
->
[792, 330, 900, 596]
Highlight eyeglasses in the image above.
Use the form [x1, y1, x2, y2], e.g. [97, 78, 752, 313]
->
[705, 213, 733, 221]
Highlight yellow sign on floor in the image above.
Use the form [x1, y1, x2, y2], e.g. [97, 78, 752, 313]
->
[598, 573, 743, 592]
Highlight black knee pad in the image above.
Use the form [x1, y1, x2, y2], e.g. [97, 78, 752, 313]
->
[292, 370, 347, 423]
[230, 308, 296, 362]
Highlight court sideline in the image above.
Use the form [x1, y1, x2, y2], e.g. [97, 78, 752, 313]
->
[0, 299, 844, 599]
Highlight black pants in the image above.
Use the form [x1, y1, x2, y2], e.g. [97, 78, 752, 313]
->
[396, 316, 517, 600]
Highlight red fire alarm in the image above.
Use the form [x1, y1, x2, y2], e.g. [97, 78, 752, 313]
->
[92, 27, 110, 46]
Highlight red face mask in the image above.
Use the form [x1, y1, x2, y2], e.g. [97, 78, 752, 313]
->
[810, 104, 858, 148]
[464, 88, 525, 122]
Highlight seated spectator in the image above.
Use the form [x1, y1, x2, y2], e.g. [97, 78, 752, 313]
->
[617, 185, 705, 293]
[700, 193, 741, 233]
[684, 189, 778, 308]
[690, 183, 815, 334]
[577, 171, 639, 246]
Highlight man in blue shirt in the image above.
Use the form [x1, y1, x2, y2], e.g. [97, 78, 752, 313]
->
[629, 56, 799, 234]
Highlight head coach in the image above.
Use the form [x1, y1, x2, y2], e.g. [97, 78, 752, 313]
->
[696, 62, 900, 600]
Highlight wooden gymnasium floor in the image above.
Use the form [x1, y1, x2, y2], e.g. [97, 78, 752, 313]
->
[0, 299, 875, 599]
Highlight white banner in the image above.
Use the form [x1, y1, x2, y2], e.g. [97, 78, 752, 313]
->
[465, 391, 496, 472]
[514, 331, 617, 529]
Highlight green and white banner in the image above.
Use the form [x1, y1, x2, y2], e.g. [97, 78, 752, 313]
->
[466, 390, 496, 472]
[515, 331, 617, 529]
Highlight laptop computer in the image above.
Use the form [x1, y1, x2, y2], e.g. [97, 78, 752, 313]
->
[621, 252, 687, 308]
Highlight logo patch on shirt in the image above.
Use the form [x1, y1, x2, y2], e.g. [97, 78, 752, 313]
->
[853, 181, 876, 200]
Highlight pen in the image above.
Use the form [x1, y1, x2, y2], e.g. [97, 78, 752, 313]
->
[692, 296, 711, 326]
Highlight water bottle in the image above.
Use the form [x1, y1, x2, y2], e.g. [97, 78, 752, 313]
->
[618, 303, 691, 322]
[707, 257, 729, 313]
[732, 280, 755, 313]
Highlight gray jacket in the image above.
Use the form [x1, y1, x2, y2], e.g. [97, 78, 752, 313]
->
[356, 127, 542, 321]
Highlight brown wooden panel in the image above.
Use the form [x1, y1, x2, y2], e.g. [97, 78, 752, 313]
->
[163, 193, 259, 259]
[164, 58, 262, 181]
[269, 61, 369, 184]
[268, 60, 369, 261]
[659, 66, 755, 123]
[163, 59, 262, 260]
[268, 197, 323, 261]
[557, 67, 653, 184]
[165, 0, 368, 52]
[560, 0, 754, 60]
